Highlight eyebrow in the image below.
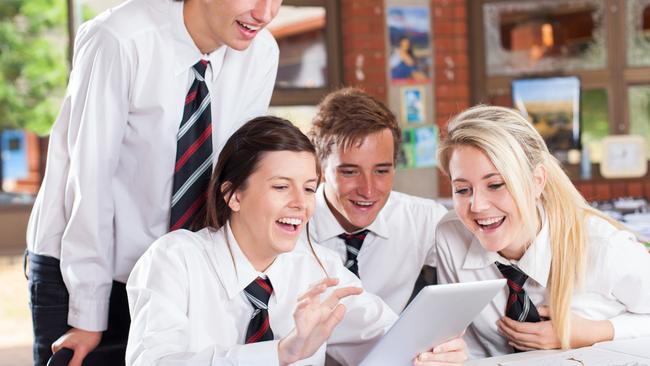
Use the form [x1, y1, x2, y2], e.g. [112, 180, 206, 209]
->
[451, 172, 501, 183]
[337, 163, 394, 169]
[268, 176, 319, 184]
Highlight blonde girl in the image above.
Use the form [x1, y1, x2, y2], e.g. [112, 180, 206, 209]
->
[435, 105, 650, 358]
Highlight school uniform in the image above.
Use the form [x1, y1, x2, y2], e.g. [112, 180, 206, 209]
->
[126, 223, 397, 366]
[310, 187, 447, 313]
[435, 209, 650, 359]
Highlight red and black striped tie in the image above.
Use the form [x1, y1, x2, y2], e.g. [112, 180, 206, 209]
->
[495, 262, 540, 352]
[170, 60, 213, 231]
[244, 277, 274, 344]
[338, 229, 370, 277]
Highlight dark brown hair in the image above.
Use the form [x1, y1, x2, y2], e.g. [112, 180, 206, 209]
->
[204, 115, 320, 230]
[309, 87, 402, 163]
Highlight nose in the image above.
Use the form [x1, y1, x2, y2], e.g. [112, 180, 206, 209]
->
[252, 0, 276, 24]
[289, 186, 307, 210]
[356, 172, 375, 198]
[470, 188, 490, 212]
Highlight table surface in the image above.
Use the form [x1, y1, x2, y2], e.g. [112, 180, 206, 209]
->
[465, 338, 650, 365]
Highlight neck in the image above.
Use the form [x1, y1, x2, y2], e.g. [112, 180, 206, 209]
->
[183, 0, 222, 54]
[499, 205, 544, 260]
[229, 217, 275, 272]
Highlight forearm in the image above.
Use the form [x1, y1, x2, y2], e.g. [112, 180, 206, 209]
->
[572, 319, 613, 348]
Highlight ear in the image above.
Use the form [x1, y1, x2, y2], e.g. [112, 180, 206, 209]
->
[221, 181, 241, 212]
[532, 164, 547, 199]
[319, 159, 328, 184]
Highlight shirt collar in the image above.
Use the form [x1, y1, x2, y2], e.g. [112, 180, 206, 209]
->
[170, 0, 226, 82]
[211, 222, 288, 303]
[462, 205, 551, 288]
[310, 186, 389, 241]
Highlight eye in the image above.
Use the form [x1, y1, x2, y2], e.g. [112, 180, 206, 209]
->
[375, 168, 391, 175]
[488, 183, 505, 190]
[339, 168, 358, 177]
[305, 186, 317, 194]
[454, 187, 471, 195]
[273, 185, 288, 191]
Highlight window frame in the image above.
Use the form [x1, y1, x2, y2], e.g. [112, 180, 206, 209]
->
[269, 0, 342, 106]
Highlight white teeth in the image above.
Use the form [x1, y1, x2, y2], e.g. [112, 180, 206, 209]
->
[354, 201, 373, 206]
[277, 217, 302, 226]
[476, 217, 503, 226]
[237, 21, 260, 31]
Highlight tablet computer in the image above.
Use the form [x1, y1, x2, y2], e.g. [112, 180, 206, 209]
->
[360, 279, 506, 366]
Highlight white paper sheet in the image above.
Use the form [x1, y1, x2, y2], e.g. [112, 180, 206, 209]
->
[499, 347, 650, 366]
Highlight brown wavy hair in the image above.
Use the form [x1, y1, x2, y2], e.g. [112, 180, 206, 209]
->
[310, 87, 401, 163]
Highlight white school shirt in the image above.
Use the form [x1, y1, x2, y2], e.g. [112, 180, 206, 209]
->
[309, 187, 447, 313]
[25, 0, 278, 331]
[125, 224, 397, 366]
[435, 209, 650, 359]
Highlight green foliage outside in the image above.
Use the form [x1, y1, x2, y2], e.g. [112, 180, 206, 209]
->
[581, 88, 610, 162]
[0, 0, 68, 135]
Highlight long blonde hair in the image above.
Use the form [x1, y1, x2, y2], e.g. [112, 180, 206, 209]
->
[438, 105, 621, 348]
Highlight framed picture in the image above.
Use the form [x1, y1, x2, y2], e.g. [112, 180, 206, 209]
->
[511, 76, 581, 161]
[600, 135, 647, 178]
[400, 86, 426, 124]
[397, 125, 438, 168]
[387, 5, 433, 84]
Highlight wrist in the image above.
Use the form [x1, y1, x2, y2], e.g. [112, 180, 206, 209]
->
[277, 338, 292, 366]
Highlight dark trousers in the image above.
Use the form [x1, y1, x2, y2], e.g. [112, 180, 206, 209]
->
[27, 251, 130, 366]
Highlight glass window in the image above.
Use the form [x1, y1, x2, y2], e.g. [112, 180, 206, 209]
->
[483, 0, 606, 76]
[581, 88, 609, 163]
[627, 0, 650, 67]
[269, 5, 327, 89]
[628, 85, 650, 159]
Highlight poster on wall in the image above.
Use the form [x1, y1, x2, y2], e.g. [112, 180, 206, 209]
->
[511, 76, 581, 160]
[398, 125, 438, 168]
[387, 5, 433, 84]
[400, 86, 426, 124]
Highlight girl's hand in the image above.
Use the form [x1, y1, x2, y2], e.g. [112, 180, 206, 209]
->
[497, 306, 614, 350]
[278, 278, 362, 366]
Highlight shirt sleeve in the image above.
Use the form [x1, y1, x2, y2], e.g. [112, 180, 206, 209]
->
[58, 22, 132, 331]
[325, 259, 398, 366]
[126, 240, 281, 366]
[603, 232, 650, 339]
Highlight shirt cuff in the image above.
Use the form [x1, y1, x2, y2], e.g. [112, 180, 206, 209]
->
[68, 295, 110, 332]
[224, 340, 281, 366]
[610, 313, 650, 340]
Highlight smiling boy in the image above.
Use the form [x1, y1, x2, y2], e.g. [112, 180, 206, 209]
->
[308, 88, 448, 315]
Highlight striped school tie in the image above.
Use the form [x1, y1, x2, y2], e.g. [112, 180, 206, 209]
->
[244, 277, 275, 344]
[170, 60, 213, 231]
[495, 262, 540, 352]
[338, 229, 370, 277]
